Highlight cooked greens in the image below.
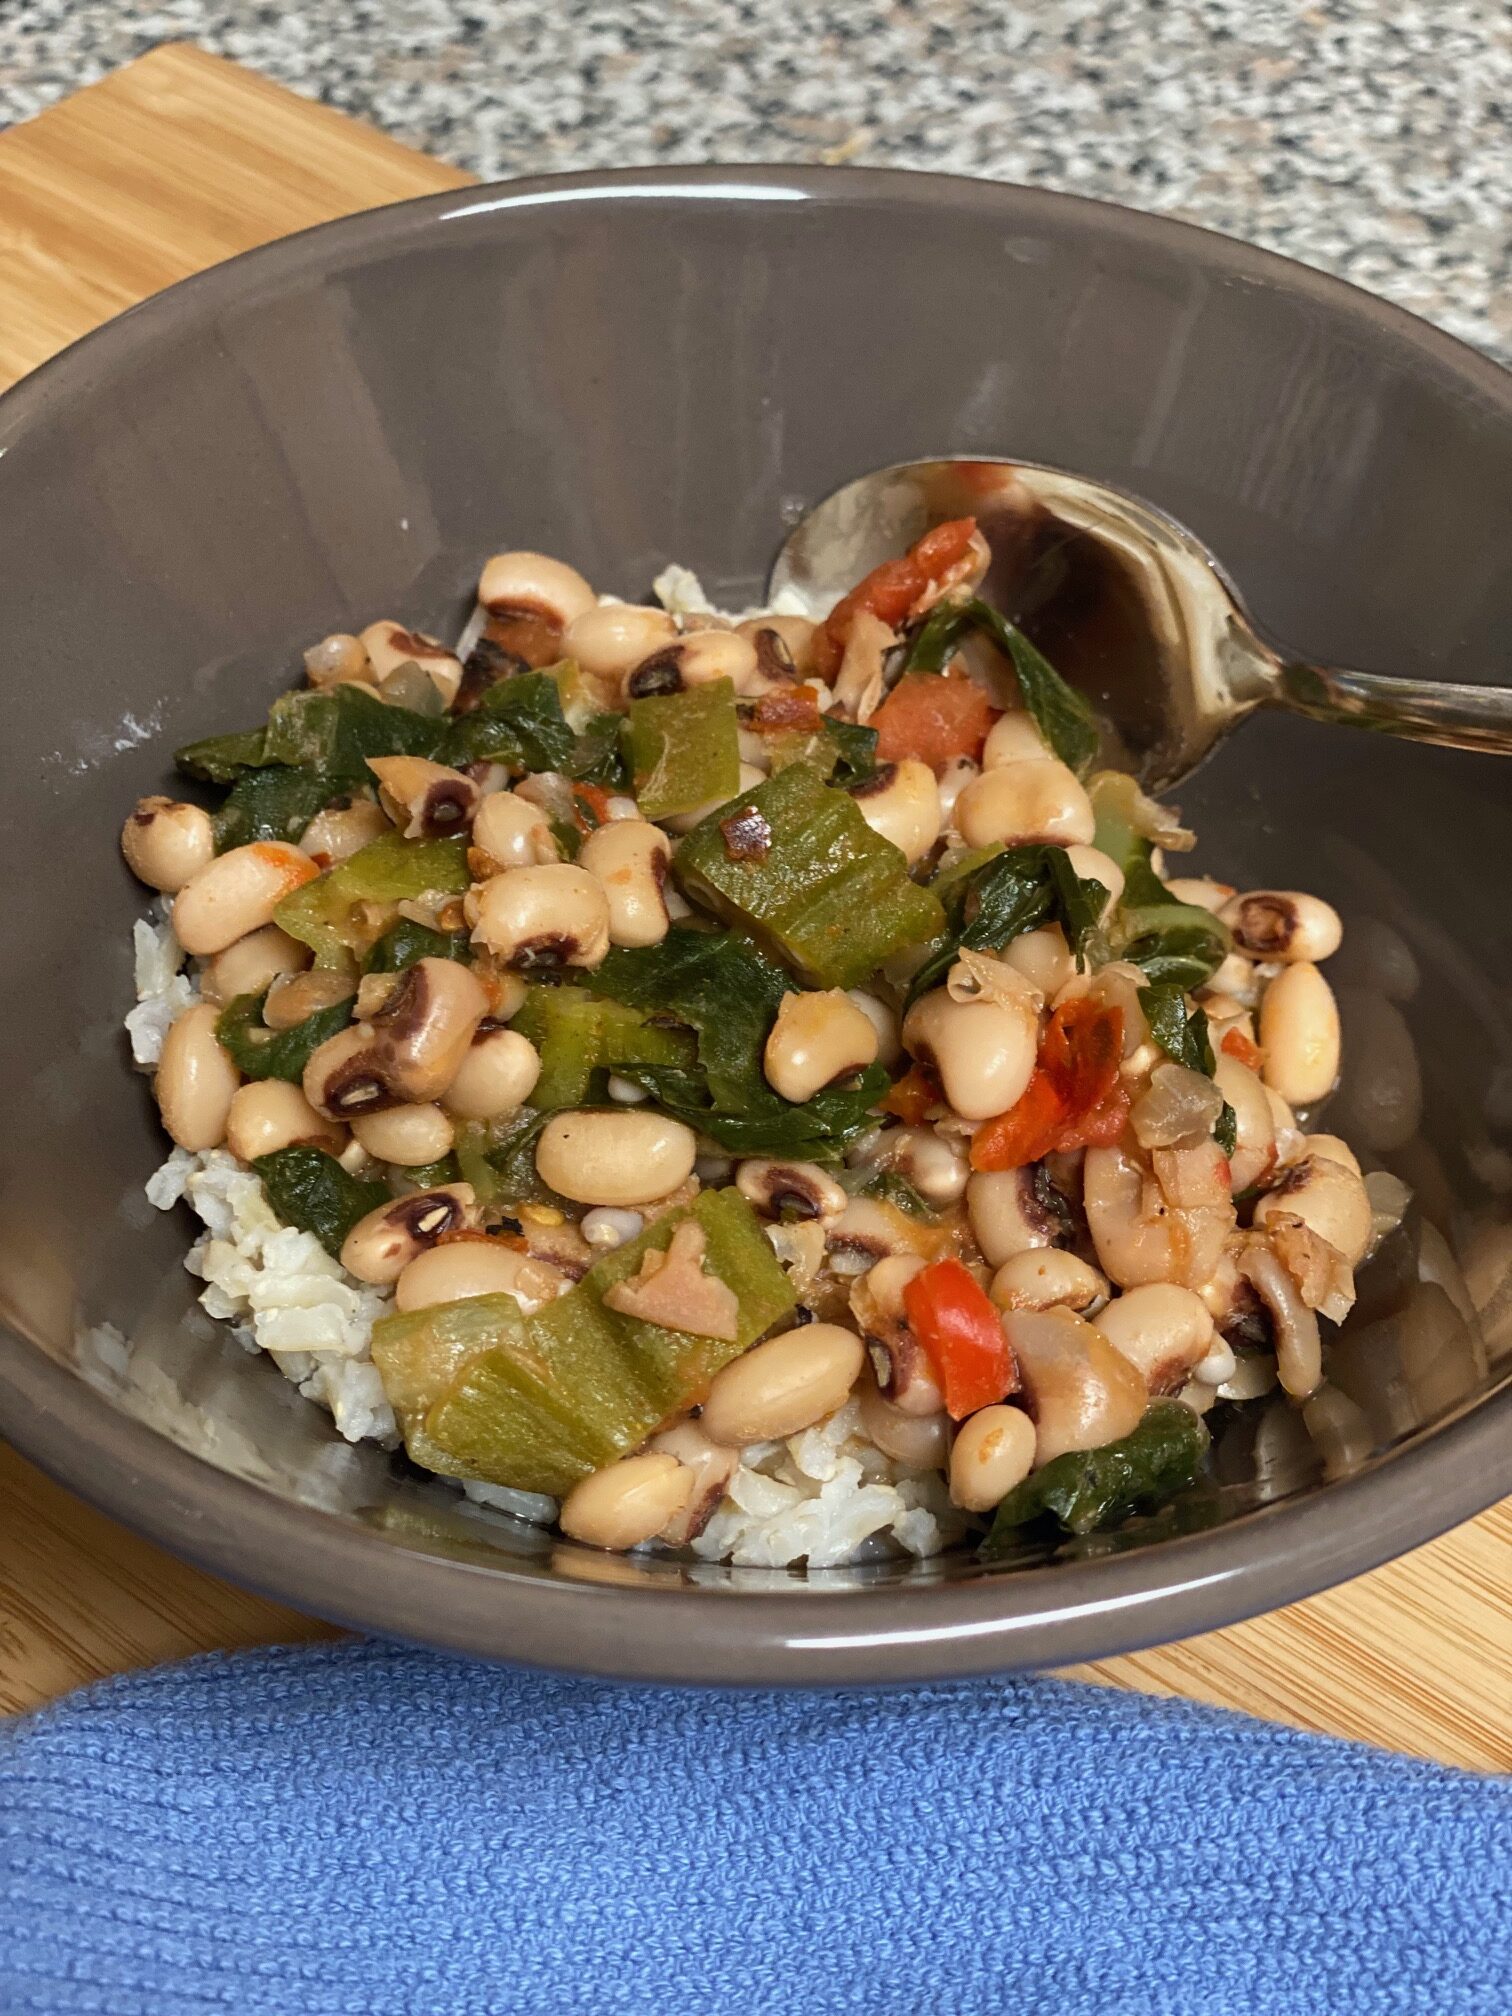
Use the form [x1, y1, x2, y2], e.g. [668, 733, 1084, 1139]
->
[215, 991, 354, 1082]
[982, 1401, 1210, 1547]
[902, 597, 1100, 776]
[905, 843, 1109, 1008]
[253, 1146, 388, 1257]
[1091, 773, 1230, 990]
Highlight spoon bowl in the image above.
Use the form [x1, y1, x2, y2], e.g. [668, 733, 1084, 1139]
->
[768, 457, 1512, 790]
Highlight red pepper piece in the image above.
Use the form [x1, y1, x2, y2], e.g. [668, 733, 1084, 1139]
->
[902, 1256, 1020, 1419]
[812, 518, 980, 680]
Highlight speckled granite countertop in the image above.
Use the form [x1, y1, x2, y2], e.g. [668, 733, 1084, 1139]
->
[1, 1, 1507, 362]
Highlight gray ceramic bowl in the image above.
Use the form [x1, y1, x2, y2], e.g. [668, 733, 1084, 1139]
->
[1, 168, 1509, 1683]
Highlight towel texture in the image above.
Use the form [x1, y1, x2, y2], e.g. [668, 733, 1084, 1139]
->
[0, 1640, 1507, 2016]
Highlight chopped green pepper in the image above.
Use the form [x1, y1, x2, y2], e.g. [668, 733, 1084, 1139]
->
[624, 677, 740, 820]
[511, 986, 698, 1109]
[253, 1146, 388, 1257]
[275, 832, 470, 969]
[1091, 773, 1229, 991]
[215, 990, 354, 1082]
[981, 1400, 1209, 1549]
[673, 762, 944, 989]
[387, 1188, 796, 1496]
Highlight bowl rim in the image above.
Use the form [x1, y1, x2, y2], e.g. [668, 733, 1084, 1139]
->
[2, 163, 1509, 1684]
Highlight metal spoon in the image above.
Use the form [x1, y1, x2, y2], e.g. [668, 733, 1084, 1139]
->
[766, 457, 1512, 791]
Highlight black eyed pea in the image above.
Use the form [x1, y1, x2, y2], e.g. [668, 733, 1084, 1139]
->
[1258, 961, 1340, 1106]
[303, 1026, 402, 1121]
[901, 989, 1038, 1123]
[303, 632, 369, 687]
[300, 797, 392, 867]
[1064, 844, 1125, 921]
[966, 1168, 1067, 1268]
[764, 988, 879, 1104]
[562, 603, 677, 685]
[948, 1403, 1037, 1512]
[954, 759, 1095, 850]
[366, 756, 480, 841]
[365, 957, 491, 1103]
[700, 1323, 866, 1446]
[1163, 876, 1235, 914]
[359, 621, 463, 706]
[1203, 950, 1261, 1003]
[851, 1124, 968, 1206]
[579, 820, 672, 948]
[339, 1184, 478, 1285]
[1303, 1132, 1361, 1176]
[735, 614, 819, 681]
[1004, 1305, 1148, 1468]
[647, 1422, 739, 1545]
[471, 789, 561, 871]
[200, 924, 310, 1005]
[394, 1239, 566, 1315]
[1212, 1052, 1277, 1192]
[442, 1025, 542, 1122]
[559, 1452, 694, 1551]
[120, 797, 216, 893]
[845, 989, 901, 1070]
[735, 1158, 849, 1224]
[477, 550, 596, 627]
[263, 967, 358, 1031]
[225, 1080, 344, 1163]
[625, 629, 759, 699]
[535, 1109, 698, 1207]
[936, 756, 979, 827]
[172, 842, 319, 957]
[154, 1003, 242, 1151]
[981, 711, 1053, 769]
[1000, 925, 1076, 997]
[990, 1249, 1109, 1316]
[1219, 890, 1343, 964]
[351, 1101, 456, 1166]
[847, 759, 941, 865]
[1092, 1283, 1215, 1394]
[1253, 1152, 1373, 1266]
[468, 865, 611, 971]
[857, 1373, 952, 1470]
[1265, 1087, 1306, 1167]
[851, 1254, 943, 1417]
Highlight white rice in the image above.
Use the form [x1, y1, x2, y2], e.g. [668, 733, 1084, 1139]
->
[652, 564, 815, 626]
[125, 908, 196, 1066]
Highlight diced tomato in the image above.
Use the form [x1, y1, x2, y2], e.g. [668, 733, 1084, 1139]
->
[880, 1062, 943, 1125]
[903, 1257, 1020, 1419]
[812, 517, 980, 679]
[1221, 1027, 1265, 1072]
[872, 671, 997, 768]
[971, 998, 1127, 1171]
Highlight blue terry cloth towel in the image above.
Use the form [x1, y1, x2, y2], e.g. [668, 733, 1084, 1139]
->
[0, 1641, 1508, 2016]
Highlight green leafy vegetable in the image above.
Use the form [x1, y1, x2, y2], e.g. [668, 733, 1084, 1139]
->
[821, 716, 880, 787]
[905, 844, 1109, 1008]
[674, 762, 944, 990]
[512, 986, 698, 1109]
[365, 918, 472, 973]
[260, 685, 446, 776]
[174, 725, 269, 784]
[398, 1188, 796, 1496]
[215, 990, 354, 1082]
[586, 927, 887, 1160]
[275, 832, 470, 969]
[399, 1155, 462, 1189]
[1139, 983, 1216, 1076]
[1091, 773, 1230, 991]
[566, 712, 632, 789]
[982, 1401, 1209, 1548]
[854, 1171, 934, 1219]
[903, 597, 1100, 776]
[623, 678, 741, 819]
[253, 1146, 387, 1257]
[211, 766, 339, 850]
[439, 668, 576, 773]
[1214, 1102, 1238, 1157]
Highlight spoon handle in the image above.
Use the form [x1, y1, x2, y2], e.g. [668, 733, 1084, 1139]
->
[1273, 661, 1512, 757]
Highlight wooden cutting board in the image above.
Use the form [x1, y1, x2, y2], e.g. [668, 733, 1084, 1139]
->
[1, 44, 1507, 1765]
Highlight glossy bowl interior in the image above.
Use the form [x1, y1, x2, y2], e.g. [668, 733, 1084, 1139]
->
[1, 168, 1509, 1683]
